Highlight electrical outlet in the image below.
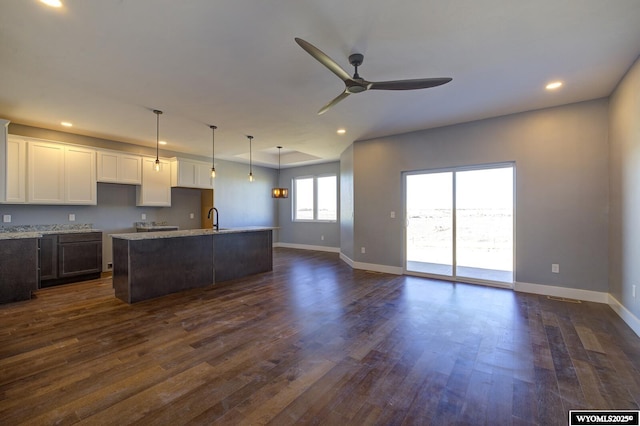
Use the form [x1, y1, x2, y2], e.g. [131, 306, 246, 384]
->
[189, 213, 194, 219]
[552, 263, 559, 273]
[361, 247, 366, 254]
[141, 213, 146, 220]
[321, 235, 324, 241]
[68, 213, 76, 222]
[107, 262, 113, 270]
[2, 214, 11, 223]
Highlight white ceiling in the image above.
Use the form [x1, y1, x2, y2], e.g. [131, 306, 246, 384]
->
[1, 0, 640, 168]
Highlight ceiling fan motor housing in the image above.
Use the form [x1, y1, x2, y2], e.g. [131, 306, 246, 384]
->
[349, 53, 364, 67]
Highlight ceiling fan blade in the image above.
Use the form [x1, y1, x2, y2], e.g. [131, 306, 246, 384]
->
[369, 77, 452, 91]
[295, 38, 351, 82]
[318, 90, 350, 115]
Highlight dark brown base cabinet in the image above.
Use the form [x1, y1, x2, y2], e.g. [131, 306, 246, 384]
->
[40, 232, 102, 288]
[39, 234, 58, 281]
[0, 238, 39, 304]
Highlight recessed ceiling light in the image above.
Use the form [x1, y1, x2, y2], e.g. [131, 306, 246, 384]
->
[61, 121, 72, 127]
[40, 0, 63, 8]
[337, 128, 346, 135]
[546, 81, 563, 90]
[158, 140, 167, 145]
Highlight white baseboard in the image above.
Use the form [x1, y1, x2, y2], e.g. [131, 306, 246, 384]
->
[514, 281, 609, 303]
[274, 242, 340, 253]
[339, 252, 354, 268]
[515, 281, 640, 338]
[339, 252, 403, 275]
[608, 294, 640, 337]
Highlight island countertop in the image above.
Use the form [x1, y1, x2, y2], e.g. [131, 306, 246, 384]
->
[110, 226, 277, 241]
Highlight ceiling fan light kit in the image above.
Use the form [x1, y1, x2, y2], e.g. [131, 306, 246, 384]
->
[294, 37, 452, 114]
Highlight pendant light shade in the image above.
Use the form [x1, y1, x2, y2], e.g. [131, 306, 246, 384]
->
[247, 135, 254, 182]
[210, 125, 217, 178]
[272, 146, 289, 198]
[153, 109, 163, 172]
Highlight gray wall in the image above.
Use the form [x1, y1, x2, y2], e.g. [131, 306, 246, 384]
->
[277, 161, 340, 249]
[212, 159, 278, 229]
[351, 99, 610, 292]
[609, 55, 640, 317]
[2, 124, 278, 269]
[340, 145, 354, 259]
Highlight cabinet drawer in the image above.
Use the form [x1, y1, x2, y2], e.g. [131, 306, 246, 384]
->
[58, 232, 102, 243]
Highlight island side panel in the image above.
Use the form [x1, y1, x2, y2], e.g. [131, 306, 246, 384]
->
[0, 238, 38, 304]
[112, 238, 131, 303]
[127, 235, 214, 303]
[213, 230, 272, 283]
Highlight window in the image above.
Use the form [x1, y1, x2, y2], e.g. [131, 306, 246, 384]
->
[293, 175, 337, 221]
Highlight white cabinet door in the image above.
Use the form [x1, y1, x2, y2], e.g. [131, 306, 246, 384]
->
[177, 159, 197, 187]
[170, 158, 213, 189]
[96, 151, 119, 182]
[195, 162, 213, 189]
[65, 146, 96, 205]
[27, 141, 65, 204]
[2, 135, 26, 203]
[119, 154, 142, 184]
[137, 157, 171, 206]
[97, 151, 142, 184]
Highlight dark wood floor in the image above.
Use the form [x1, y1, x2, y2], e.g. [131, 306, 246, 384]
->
[1, 248, 639, 425]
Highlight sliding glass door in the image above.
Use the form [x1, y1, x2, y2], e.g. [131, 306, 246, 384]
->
[405, 164, 514, 285]
[406, 171, 454, 276]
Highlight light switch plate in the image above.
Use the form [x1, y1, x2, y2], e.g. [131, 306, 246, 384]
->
[2, 214, 11, 223]
[552, 263, 560, 273]
[141, 213, 146, 220]
[68, 213, 76, 222]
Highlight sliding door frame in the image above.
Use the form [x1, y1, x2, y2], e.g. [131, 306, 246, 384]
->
[402, 162, 516, 289]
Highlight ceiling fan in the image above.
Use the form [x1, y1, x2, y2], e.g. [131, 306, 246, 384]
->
[295, 37, 452, 115]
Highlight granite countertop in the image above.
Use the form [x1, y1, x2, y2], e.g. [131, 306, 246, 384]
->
[111, 226, 277, 241]
[134, 221, 179, 231]
[0, 232, 43, 240]
[0, 224, 101, 240]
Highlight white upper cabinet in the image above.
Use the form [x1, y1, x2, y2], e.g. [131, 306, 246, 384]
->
[170, 157, 213, 189]
[136, 157, 171, 206]
[27, 140, 96, 205]
[27, 140, 66, 204]
[97, 150, 142, 185]
[65, 145, 96, 204]
[1, 129, 27, 203]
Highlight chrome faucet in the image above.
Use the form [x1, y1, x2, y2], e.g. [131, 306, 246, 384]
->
[207, 207, 219, 231]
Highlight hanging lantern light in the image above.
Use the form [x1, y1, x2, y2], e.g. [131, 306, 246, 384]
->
[272, 146, 289, 198]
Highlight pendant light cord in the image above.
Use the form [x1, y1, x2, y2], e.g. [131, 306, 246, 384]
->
[210, 125, 217, 175]
[153, 109, 163, 162]
[248, 136, 253, 175]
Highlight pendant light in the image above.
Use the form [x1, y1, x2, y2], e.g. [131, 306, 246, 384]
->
[272, 146, 289, 198]
[247, 135, 254, 182]
[209, 125, 217, 178]
[153, 109, 163, 172]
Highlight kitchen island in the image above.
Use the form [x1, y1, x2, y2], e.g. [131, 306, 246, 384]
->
[111, 227, 273, 303]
